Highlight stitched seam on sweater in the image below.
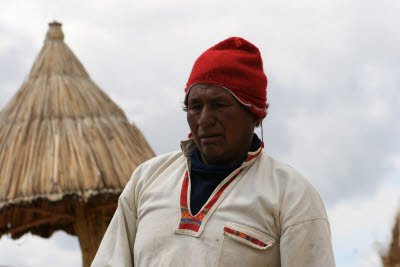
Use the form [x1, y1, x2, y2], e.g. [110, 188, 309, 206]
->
[284, 217, 330, 230]
[120, 197, 137, 217]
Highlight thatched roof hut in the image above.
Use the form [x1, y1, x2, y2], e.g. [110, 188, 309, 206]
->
[0, 21, 155, 266]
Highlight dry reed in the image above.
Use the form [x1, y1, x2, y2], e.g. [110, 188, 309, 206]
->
[0, 21, 155, 266]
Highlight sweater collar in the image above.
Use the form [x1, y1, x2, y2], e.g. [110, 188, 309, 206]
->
[180, 134, 263, 167]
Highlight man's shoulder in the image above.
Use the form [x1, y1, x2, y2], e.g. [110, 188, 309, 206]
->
[131, 150, 186, 181]
[121, 150, 185, 199]
[258, 151, 314, 189]
[258, 151, 329, 225]
[140, 150, 184, 169]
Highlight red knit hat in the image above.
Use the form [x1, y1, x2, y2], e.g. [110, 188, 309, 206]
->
[184, 37, 268, 117]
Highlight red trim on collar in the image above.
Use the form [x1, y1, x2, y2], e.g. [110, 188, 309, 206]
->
[178, 147, 262, 233]
[245, 148, 262, 162]
[178, 168, 244, 232]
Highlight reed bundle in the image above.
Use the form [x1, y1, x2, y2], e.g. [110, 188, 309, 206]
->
[0, 21, 155, 266]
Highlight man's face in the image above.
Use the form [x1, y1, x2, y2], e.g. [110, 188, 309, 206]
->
[186, 83, 259, 165]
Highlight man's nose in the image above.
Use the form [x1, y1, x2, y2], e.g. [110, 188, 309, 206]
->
[198, 105, 216, 128]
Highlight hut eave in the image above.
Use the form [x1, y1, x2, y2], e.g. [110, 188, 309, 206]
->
[0, 191, 120, 239]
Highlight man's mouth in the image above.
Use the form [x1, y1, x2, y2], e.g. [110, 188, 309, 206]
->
[199, 134, 223, 142]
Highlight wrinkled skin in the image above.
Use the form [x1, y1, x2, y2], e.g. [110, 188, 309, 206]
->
[186, 83, 260, 165]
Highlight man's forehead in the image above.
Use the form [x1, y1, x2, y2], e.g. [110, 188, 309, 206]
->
[187, 84, 232, 100]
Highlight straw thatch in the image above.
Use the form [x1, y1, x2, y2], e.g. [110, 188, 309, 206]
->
[382, 212, 400, 267]
[0, 21, 155, 266]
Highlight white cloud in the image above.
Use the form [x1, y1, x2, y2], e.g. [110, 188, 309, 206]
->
[0, 231, 81, 267]
[329, 178, 400, 267]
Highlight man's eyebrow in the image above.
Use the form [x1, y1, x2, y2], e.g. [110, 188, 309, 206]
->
[209, 96, 229, 102]
[187, 98, 201, 105]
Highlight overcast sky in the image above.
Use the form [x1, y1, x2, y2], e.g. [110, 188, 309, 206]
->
[0, 0, 399, 266]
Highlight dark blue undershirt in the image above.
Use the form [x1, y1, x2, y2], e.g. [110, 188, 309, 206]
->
[189, 134, 261, 215]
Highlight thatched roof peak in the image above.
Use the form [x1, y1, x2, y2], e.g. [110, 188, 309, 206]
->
[46, 21, 64, 41]
[0, 21, 124, 122]
[29, 21, 88, 78]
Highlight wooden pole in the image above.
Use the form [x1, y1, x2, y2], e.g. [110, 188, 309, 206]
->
[73, 203, 111, 267]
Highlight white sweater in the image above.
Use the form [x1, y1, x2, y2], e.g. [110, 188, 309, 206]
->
[92, 139, 335, 267]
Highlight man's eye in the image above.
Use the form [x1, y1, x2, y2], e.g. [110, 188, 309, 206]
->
[189, 105, 202, 110]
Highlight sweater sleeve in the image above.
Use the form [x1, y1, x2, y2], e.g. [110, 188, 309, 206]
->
[91, 173, 139, 267]
[275, 162, 336, 267]
[280, 218, 335, 267]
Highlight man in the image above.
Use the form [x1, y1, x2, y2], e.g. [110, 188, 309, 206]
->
[92, 37, 335, 266]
